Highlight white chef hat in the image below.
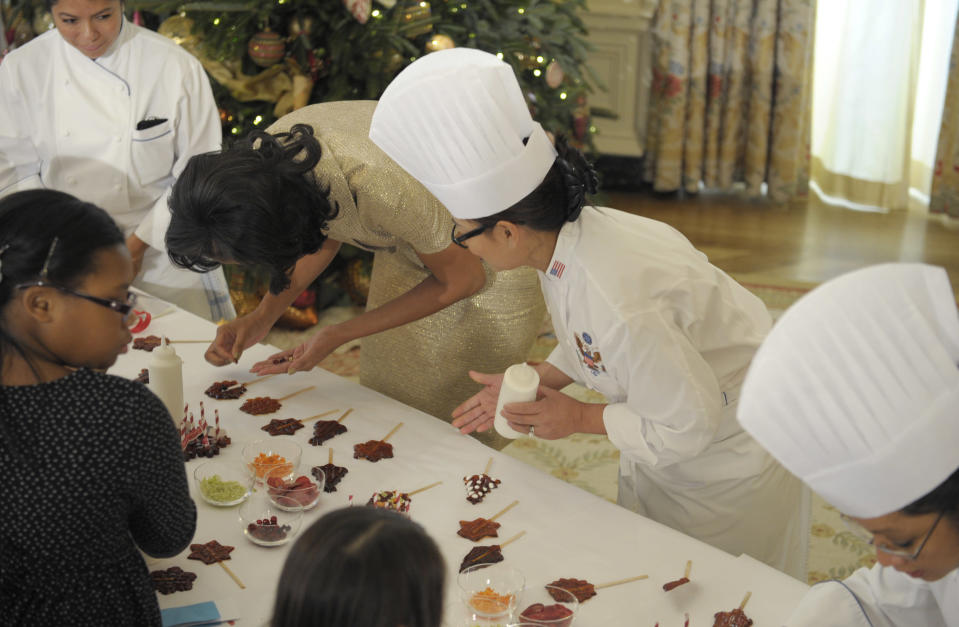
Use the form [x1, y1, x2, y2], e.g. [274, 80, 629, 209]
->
[369, 48, 557, 220]
[738, 263, 959, 519]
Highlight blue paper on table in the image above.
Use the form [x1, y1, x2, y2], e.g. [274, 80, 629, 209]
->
[161, 601, 222, 627]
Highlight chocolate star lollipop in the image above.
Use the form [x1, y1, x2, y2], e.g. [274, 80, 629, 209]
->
[132, 335, 162, 351]
[457, 500, 518, 541]
[308, 408, 352, 446]
[240, 385, 315, 415]
[354, 422, 402, 462]
[314, 448, 348, 492]
[261, 418, 304, 436]
[150, 566, 197, 595]
[187, 540, 245, 589]
[205, 373, 276, 400]
[547, 574, 649, 603]
[458, 530, 525, 572]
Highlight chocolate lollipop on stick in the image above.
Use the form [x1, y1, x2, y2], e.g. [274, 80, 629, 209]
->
[241, 385, 316, 415]
[547, 573, 648, 603]
[663, 560, 692, 591]
[595, 574, 649, 590]
[464, 457, 501, 505]
[408, 480, 443, 496]
[354, 422, 403, 462]
[314, 448, 348, 493]
[458, 499, 518, 541]
[458, 530, 526, 572]
[187, 540, 245, 589]
[242, 373, 277, 387]
[712, 591, 753, 627]
[309, 409, 351, 446]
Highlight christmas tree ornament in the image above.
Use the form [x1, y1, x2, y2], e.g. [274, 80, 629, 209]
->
[158, 15, 197, 47]
[344, 0, 372, 24]
[398, 1, 432, 39]
[545, 60, 564, 88]
[12, 17, 33, 47]
[219, 108, 235, 124]
[425, 33, 454, 52]
[287, 14, 316, 39]
[248, 29, 285, 67]
[31, 11, 55, 35]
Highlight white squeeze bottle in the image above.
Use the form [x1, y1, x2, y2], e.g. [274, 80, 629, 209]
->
[494, 363, 540, 439]
[147, 337, 184, 428]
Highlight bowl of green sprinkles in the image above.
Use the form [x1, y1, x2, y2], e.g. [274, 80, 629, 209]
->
[194, 460, 253, 507]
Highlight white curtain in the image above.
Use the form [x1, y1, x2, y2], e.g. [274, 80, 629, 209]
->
[811, 0, 959, 211]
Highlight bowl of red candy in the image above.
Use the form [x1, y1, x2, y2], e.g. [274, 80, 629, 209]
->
[517, 584, 579, 627]
[238, 491, 302, 547]
[266, 472, 323, 511]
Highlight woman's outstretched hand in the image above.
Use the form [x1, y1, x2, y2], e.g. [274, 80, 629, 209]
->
[451, 371, 505, 434]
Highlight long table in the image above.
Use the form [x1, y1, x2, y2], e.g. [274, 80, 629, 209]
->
[117, 297, 808, 626]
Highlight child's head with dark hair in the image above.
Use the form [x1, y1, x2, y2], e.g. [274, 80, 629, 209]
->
[167, 124, 338, 295]
[0, 189, 131, 381]
[272, 506, 445, 627]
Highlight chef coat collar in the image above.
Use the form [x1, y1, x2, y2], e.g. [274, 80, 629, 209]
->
[541, 208, 584, 282]
[57, 15, 129, 66]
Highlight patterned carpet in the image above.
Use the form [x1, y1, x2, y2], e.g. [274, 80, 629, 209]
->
[264, 279, 874, 584]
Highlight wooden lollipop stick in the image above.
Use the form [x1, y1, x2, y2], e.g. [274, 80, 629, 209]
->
[483, 457, 493, 475]
[217, 561, 245, 589]
[595, 574, 649, 590]
[301, 409, 341, 423]
[336, 408, 353, 423]
[500, 530, 526, 548]
[489, 500, 519, 522]
[278, 386, 316, 402]
[328, 448, 334, 464]
[739, 591, 752, 610]
[169, 340, 212, 344]
[242, 373, 278, 386]
[684, 560, 692, 578]
[408, 480, 443, 496]
[381, 422, 404, 442]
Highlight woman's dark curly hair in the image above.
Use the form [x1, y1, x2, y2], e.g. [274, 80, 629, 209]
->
[167, 124, 338, 294]
[903, 466, 959, 529]
[471, 135, 598, 232]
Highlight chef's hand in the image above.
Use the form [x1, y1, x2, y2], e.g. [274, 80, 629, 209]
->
[250, 326, 342, 375]
[451, 371, 505, 434]
[125, 233, 148, 277]
[205, 312, 273, 366]
[500, 385, 590, 440]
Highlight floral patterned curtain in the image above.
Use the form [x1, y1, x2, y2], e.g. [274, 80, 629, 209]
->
[930, 12, 959, 219]
[643, 0, 815, 202]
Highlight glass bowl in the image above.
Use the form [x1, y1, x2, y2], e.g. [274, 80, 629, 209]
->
[266, 471, 324, 511]
[238, 491, 303, 547]
[458, 563, 525, 624]
[516, 585, 579, 626]
[193, 460, 252, 507]
[241, 439, 301, 486]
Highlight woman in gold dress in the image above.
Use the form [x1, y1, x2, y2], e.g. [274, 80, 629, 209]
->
[166, 101, 544, 448]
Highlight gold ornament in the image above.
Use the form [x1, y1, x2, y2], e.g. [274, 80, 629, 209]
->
[545, 60, 564, 88]
[158, 15, 197, 47]
[398, 2, 432, 39]
[287, 14, 316, 39]
[248, 29, 286, 68]
[425, 33, 454, 52]
[31, 11, 55, 35]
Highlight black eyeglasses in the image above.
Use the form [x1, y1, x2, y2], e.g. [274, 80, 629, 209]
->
[840, 510, 945, 560]
[15, 237, 137, 321]
[451, 224, 488, 249]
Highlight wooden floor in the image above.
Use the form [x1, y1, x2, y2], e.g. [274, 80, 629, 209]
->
[605, 190, 959, 294]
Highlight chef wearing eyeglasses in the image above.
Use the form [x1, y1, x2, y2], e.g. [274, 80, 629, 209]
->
[738, 263, 959, 626]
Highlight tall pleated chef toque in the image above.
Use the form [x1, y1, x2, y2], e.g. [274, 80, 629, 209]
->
[737, 263, 959, 518]
[369, 48, 557, 220]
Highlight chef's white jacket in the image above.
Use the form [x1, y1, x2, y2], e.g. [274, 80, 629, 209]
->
[0, 19, 232, 321]
[540, 206, 809, 579]
[787, 564, 958, 626]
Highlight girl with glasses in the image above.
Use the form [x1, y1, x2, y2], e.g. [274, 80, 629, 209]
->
[0, 190, 195, 626]
[165, 101, 545, 448]
[738, 263, 959, 625]
[369, 49, 809, 580]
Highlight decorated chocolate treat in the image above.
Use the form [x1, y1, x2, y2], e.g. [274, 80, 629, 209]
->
[663, 577, 689, 591]
[353, 439, 393, 462]
[457, 517, 501, 542]
[261, 418, 304, 436]
[188, 540, 234, 564]
[547, 578, 596, 603]
[367, 490, 411, 513]
[309, 420, 347, 446]
[464, 473, 500, 504]
[713, 608, 753, 627]
[132, 335, 162, 351]
[205, 380, 247, 399]
[519, 603, 574, 627]
[183, 427, 231, 461]
[240, 396, 282, 415]
[150, 566, 197, 595]
[134, 368, 149, 384]
[314, 463, 347, 492]
[458, 544, 504, 572]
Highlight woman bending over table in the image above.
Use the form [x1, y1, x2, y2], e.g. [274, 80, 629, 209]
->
[0, 190, 195, 626]
[369, 48, 808, 579]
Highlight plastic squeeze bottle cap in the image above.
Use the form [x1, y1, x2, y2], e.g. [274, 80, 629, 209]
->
[494, 363, 540, 439]
[147, 337, 184, 427]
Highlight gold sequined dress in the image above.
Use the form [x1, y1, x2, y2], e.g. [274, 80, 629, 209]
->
[268, 102, 545, 448]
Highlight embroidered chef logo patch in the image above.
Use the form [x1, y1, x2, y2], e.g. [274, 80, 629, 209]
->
[575, 332, 606, 375]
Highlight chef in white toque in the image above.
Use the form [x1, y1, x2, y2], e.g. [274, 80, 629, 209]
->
[370, 48, 809, 579]
[738, 263, 959, 625]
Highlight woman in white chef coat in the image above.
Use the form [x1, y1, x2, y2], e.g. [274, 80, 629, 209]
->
[738, 263, 959, 626]
[369, 48, 809, 579]
[0, 0, 233, 321]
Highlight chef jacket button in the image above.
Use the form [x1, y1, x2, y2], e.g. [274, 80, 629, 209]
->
[66, 176, 77, 185]
[113, 184, 122, 191]
[63, 130, 70, 137]
[114, 136, 122, 143]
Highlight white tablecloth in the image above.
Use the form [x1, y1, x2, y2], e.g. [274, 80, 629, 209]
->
[117, 298, 808, 626]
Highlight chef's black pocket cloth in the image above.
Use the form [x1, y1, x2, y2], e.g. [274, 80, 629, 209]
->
[136, 117, 168, 130]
